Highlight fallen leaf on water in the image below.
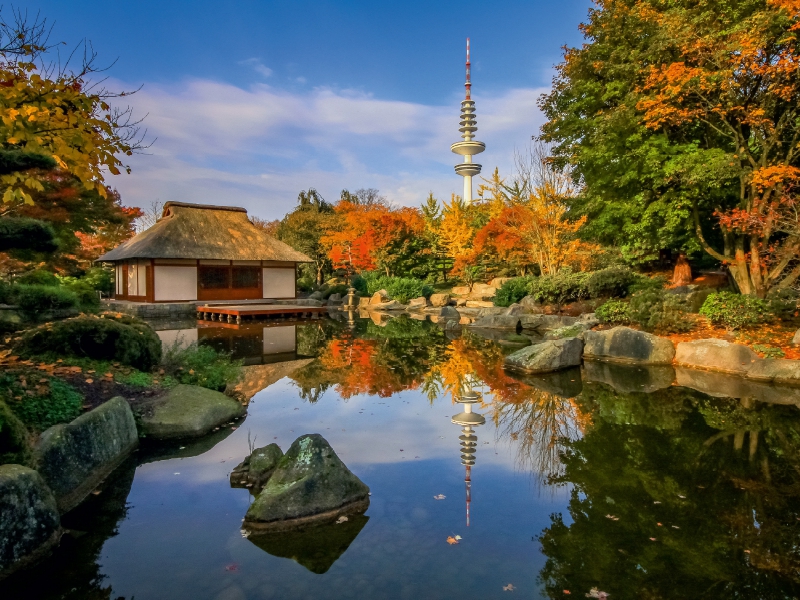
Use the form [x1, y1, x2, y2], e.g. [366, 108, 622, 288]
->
[649, 537, 657, 541]
[503, 583, 515, 591]
[433, 494, 446, 500]
[672, 525, 680, 529]
[605, 514, 618, 521]
[454, 535, 462, 540]
[336, 516, 348, 524]
[224, 563, 239, 572]
[446, 536, 459, 545]
[85, 378, 93, 384]
[657, 523, 662, 526]
[563, 591, 571, 595]
[678, 494, 686, 499]
[586, 589, 609, 599]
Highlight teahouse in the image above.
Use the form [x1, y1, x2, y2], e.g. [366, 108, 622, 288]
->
[97, 202, 311, 303]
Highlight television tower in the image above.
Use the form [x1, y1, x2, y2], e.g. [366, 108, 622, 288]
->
[451, 38, 485, 205]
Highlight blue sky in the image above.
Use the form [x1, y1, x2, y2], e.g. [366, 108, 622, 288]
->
[19, 0, 591, 219]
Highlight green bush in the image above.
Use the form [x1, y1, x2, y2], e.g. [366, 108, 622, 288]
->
[351, 273, 368, 295]
[16, 269, 59, 287]
[630, 289, 693, 333]
[363, 272, 389, 295]
[321, 283, 349, 299]
[528, 270, 590, 305]
[161, 342, 242, 392]
[12, 284, 79, 318]
[12, 379, 83, 432]
[384, 278, 434, 303]
[699, 291, 770, 329]
[0, 400, 31, 465]
[0, 280, 11, 304]
[495, 278, 532, 307]
[15, 315, 163, 370]
[586, 266, 636, 299]
[765, 288, 798, 321]
[61, 280, 100, 311]
[628, 274, 666, 294]
[297, 276, 314, 293]
[596, 299, 632, 325]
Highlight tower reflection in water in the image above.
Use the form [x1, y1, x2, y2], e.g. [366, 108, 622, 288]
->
[451, 379, 486, 527]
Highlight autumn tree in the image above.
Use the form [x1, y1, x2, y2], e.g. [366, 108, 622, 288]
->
[0, 9, 146, 205]
[1, 171, 140, 273]
[276, 189, 334, 285]
[541, 0, 800, 296]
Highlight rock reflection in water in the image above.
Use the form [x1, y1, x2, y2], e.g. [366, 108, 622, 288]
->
[0, 457, 136, 600]
[246, 514, 370, 574]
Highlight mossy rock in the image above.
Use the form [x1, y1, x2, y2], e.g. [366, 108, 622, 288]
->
[244, 434, 369, 530]
[0, 401, 32, 467]
[136, 384, 245, 440]
[0, 464, 61, 580]
[230, 443, 283, 490]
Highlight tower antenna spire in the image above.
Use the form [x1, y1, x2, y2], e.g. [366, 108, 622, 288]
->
[450, 37, 485, 204]
[465, 38, 471, 100]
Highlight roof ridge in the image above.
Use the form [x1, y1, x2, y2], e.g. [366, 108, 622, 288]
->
[162, 201, 247, 215]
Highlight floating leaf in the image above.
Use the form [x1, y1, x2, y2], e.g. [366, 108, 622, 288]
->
[503, 583, 515, 591]
[336, 516, 349, 524]
[433, 494, 446, 500]
[446, 536, 459, 545]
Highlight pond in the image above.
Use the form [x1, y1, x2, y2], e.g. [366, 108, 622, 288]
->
[2, 313, 800, 599]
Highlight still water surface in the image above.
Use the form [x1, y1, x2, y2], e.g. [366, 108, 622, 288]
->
[3, 313, 800, 599]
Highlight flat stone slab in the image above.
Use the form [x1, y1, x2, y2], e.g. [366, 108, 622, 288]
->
[747, 358, 800, 385]
[675, 367, 800, 406]
[583, 326, 675, 365]
[504, 338, 584, 374]
[244, 434, 370, 531]
[675, 339, 759, 375]
[35, 397, 138, 513]
[137, 384, 245, 440]
[0, 465, 61, 581]
[520, 314, 578, 331]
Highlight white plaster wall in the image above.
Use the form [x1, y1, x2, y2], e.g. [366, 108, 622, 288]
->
[154, 266, 198, 301]
[116, 264, 123, 295]
[156, 328, 198, 351]
[262, 267, 294, 298]
[263, 325, 296, 354]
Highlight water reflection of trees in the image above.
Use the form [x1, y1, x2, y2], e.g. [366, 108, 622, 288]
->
[538, 383, 800, 599]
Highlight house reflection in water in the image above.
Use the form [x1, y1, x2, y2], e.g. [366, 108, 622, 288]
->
[156, 321, 317, 366]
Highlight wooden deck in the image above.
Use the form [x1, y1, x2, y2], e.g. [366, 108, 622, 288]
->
[196, 304, 327, 323]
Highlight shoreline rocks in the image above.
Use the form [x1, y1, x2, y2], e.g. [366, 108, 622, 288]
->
[137, 384, 245, 440]
[675, 339, 759, 375]
[244, 434, 370, 531]
[503, 338, 583, 374]
[230, 443, 284, 490]
[0, 465, 61, 581]
[583, 327, 675, 365]
[35, 397, 138, 513]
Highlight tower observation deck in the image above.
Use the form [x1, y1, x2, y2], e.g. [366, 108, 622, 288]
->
[450, 38, 485, 205]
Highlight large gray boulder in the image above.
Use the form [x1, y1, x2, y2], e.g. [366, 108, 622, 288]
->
[504, 338, 584, 374]
[583, 326, 675, 365]
[244, 434, 370, 531]
[544, 323, 591, 340]
[429, 293, 451, 307]
[675, 366, 800, 406]
[35, 397, 138, 513]
[746, 358, 800, 385]
[468, 315, 520, 330]
[308, 291, 324, 301]
[137, 384, 245, 440]
[519, 295, 543, 313]
[675, 339, 759, 375]
[369, 300, 405, 311]
[230, 443, 284, 490]
[0, 465, 61, 580]
[407, 297, 428, 310]
[369, 290, 389, 305]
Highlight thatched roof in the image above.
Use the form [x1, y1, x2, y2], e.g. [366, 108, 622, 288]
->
[97, 202, 311, 262]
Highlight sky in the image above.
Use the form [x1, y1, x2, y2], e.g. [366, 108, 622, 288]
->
[18, 0, 591, 220]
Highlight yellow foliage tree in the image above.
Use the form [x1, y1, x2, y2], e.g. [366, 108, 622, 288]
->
[0, 12, 145, 204]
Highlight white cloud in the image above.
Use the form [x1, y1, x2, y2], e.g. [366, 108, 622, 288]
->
[110, 78, 547, 220]
[239, 57, 273, 78]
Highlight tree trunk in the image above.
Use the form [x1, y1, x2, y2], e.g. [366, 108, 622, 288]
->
[671, 253, 692, 286]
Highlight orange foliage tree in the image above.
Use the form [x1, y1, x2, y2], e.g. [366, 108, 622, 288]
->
[541, 0, 800, 296]
[321, 199, 431, 277]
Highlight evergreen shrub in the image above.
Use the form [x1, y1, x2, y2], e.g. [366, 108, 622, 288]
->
[699, 292, 770, 329]
[765, 288, 798, 321]
[527, 271, 590, 305]
[630, 289, 693, 333]
[586, 266, 636, 298]
[15, 315, 162, 370]
[494, 278, 532, 307]
[161, 342, 242, 392]
[13, 284, 79, 318]
[16, 269, 59, 286]
[595, 299, 632, 325]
